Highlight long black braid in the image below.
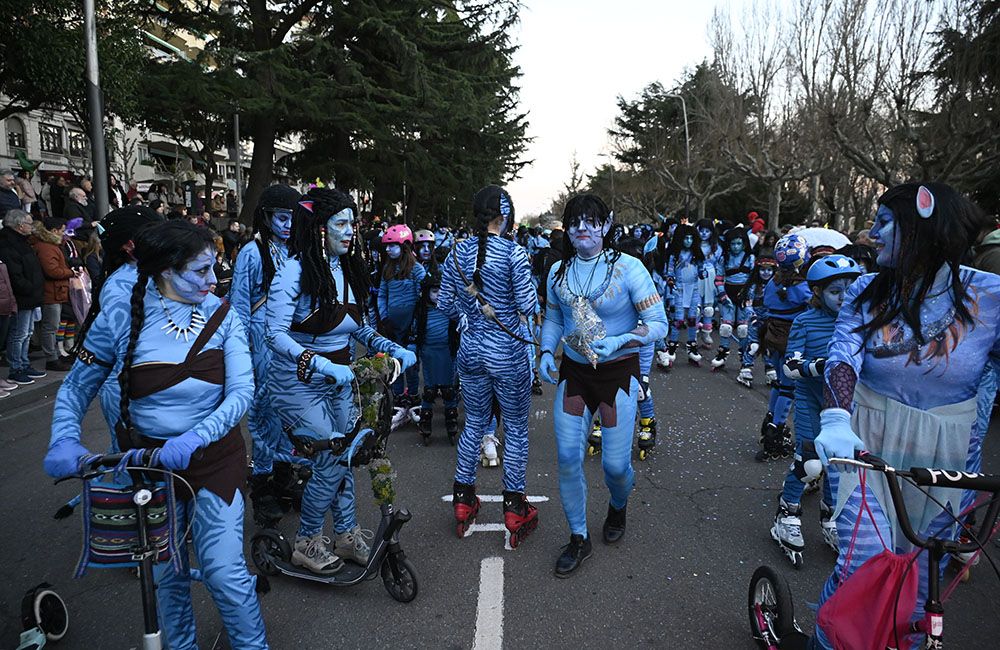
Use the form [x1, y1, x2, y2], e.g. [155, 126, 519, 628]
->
[117, 221, 216, 434]
[552, 193, 621, 286]
[469, 185, 515, 292]
[287, 187, 370, 320]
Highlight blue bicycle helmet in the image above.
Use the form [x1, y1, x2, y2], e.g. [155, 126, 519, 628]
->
[806, 254, 861, 287]
[774, 233, 810, 270]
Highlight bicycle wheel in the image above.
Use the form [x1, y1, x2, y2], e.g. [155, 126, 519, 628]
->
[748, 565, 798, 648]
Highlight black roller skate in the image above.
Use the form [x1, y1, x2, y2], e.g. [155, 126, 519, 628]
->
[771, 496, 804, 569]
[444, 407, 459, 445]
[637, 417, 656, 461]
[777, 423, 794, 458]
[710, 347, 729, 371]
[756, 422, 783, 462]
[656, 342, 677, 371]
[249, 473, 284, 527]
[686, 341, 702, 366]
[587, 421, 602, 456]
[503, 491, 539, 548]
[531, 370, 543, 395]
[453, 481, 480, 538]
[758, 412, 774, 445]
[417, 407, 433, 445]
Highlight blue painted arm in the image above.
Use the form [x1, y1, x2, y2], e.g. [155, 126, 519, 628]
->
[188, 311, 254, 444]
[229, 243, 261, 326]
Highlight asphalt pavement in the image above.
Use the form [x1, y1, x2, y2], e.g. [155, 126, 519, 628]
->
[1, 354, 998, 649]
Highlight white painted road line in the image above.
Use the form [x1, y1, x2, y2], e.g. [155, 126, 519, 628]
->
[473, 557, 504, 650]
[440, 494, 550, 503]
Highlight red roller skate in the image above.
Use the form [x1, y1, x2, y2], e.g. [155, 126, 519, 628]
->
[453, 481, 480, 538]
[503, 491, 539, 548]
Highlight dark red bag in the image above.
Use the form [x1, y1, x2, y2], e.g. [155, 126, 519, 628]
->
[816, 470, 920, 650]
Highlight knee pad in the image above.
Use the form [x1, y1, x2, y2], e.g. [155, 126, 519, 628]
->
[686, 317, 697, 329]
[702, 305, 715, 319]
[440, 386, 457, 402]
[736, 324, 748, 339]
[792, 449, 824, 483]
[719, 323, 733, 338]
[674, 320, 686, 330]
[423, 387, 439, 403]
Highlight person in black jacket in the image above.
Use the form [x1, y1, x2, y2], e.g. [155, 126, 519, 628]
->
[0, 209, 47, 383]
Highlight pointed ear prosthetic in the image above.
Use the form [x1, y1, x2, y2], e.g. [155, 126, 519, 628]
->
[916, 185, 935, 219]
[299, 200, 314, 213]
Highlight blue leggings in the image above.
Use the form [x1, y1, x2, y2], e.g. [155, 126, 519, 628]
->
[248, 326, 285, 475]
[554, 376, 639, 535]
[155, 490, 267, 649]
[669, 306, 698, 343]
[765, 350, 794, 424]
[454, 342, 531, 491]
[638, 343, 655, 420]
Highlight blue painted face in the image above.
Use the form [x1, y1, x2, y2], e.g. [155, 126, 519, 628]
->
[870, 205, 900, 268]
[429, 287, 440, 305]
[729, 238, 745, 255]
[269, 209, 293, 241]
[385, 243, 402, 260]
[682, 234, 694, 249]
[163, 246, 216, 304]
[416, 241, 433, 262]
[759, 266, 775, 282]
[698, 226, 712, 242]
[567, 214, 610, 258]
[819, 277, 852, 314]
[325, 208, 354, 257]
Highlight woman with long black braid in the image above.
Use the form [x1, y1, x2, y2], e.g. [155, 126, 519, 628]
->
[439, 185, 539, 547]
[45, 220, 267, 649]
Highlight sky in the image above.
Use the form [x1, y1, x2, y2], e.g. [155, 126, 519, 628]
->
[507, 0, 740, 217]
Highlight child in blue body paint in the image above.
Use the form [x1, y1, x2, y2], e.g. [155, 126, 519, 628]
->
[377, 225, 426, 408]
[45, 221, 268, 649]
[768, 254, 861, 569]
[738, 251, 778, 388]
[412, 269, 461, 445]
[711, 227, 755, 370]
[539, 194, 668, 577]
[662, 224, 707, 366]
[228, 184, 301, 523]
[695, 218, 722, 349]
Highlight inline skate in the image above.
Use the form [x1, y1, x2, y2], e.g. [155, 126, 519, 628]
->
[453, 481, 480, 538]
[771, 497, 804, 569]
[481, 434, 500, 467]
[637, 417, 656, 461]
[503, 491, 539, 548]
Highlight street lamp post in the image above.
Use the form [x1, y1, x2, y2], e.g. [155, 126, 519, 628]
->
[83, 0, 109, 218]
[665, 93, 690, 217]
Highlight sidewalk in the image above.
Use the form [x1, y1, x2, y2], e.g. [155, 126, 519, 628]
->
[0, 351, 72, 416]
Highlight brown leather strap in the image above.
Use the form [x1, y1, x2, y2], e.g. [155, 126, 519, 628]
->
[184, 302, 230, 363]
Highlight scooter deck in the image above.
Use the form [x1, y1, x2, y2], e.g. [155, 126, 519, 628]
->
[272, 557, 379, 585]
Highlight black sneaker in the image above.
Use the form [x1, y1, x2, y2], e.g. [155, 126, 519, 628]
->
[25, 367, 47, 379]
[554, 534, 592, 578]
[45, 358, 73, 372]
[602, 503, 627, 545]
[8, 371, 35, 385]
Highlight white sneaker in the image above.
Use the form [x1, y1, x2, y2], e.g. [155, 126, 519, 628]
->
[334, 525, 373, 566]
[0, 389, 9, 399]
[292, 534, 344, 574]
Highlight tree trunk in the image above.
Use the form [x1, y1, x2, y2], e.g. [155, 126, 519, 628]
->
[768, 179, 782, 231]
[697, 195, 707, 220]
[809, 175, 821, 224]
[240, 115, 275, 223]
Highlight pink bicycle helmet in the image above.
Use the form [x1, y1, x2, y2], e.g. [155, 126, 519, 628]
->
[382, 224, 414, 245]
[414, 229, 435, 243]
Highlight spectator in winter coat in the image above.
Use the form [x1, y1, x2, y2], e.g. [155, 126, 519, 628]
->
[0, 170, 20, 218]
[14, 171, 37, 212]
[63, 188, 91, 224]
[0, 257, 18, 396]
[0, 209, 46, 383]
[30, 218, 75, 371]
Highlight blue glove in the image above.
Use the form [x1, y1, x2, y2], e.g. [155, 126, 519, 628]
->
[158, 431, 206, 471]
[539, 352, 558, 384]
[395, 348, 417, 372]
[815, 408, 864, 471]
[313, 355, 355, 386]
[43, 438, 92, 479]
[590, 335, 628, 362]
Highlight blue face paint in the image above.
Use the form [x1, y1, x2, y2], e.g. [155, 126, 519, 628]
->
[385, 243, 401, 260]
[417, 241, 433, 262]
[683, 234, 694, 249]
[819, 277, 852, 315]
[429, 287, 440, 305]
[325, 208, 354, 257]
[871, 205, 899, 268]
[269, 209, 293, 241]
[698, 227, 712, 242]
[759, 266, 775, 282]
[729, 238, 745, 255]
[567, 215, 610, 258]
[164, 246, 217, 304]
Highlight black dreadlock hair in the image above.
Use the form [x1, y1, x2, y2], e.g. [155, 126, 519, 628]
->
[721, 226, 752, 270]
[252, 184, 301, 297]
[469, 184, 515, 292]
[287, 187, 370, 322]
[552, 193, 620, 285]
[664, 224, 706, 271]
[695, 218, 720, 256]
[118, 221, 215, 434]
[655, 217, 679, 275]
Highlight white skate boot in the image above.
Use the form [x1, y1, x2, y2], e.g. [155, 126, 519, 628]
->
[770, 497, 804, 569]
[481, 434, 500, 467]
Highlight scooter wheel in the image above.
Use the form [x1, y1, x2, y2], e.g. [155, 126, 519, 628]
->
[381, 555, 419, 603]
[250, 530, 291, 577]
[747, 565, 798, 648]
[21, 584, 68, 641]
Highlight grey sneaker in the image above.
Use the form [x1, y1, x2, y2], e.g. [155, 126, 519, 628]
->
[334, 525, 373, 566]
[292, 534, 344, 575]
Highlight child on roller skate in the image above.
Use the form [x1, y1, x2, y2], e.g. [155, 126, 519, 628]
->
[754, 234, 811, 461]
[411, 270, 460, 445]
[769, 254, 861, 568]
[712, 227, 755, 371]
[663, 224, 706, 366]
[738, 252, 777, 388]
[695, 218, 722, 350]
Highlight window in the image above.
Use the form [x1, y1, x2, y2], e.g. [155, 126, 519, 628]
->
[39, 123, 63, 153]
[68, 131, 88, 158]
[5, 117, 25, 151]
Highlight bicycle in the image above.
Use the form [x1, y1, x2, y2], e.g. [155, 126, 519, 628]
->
[748, 451, 1000, 649]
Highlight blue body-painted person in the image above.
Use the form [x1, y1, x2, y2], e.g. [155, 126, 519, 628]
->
[807, 184, 1000, 649]
[754, 234, 812, 462]
[737, 251, 777, 388]
[439, 185, 540, 549]
[73, 206, 162, 452]
[412, 269, 461, 445]
[377, 224, 426, 408]
[695, 218, 722, 349]
[662, 224, 706, 367]
[228, 184, 300, 524]
[711, 227, 755, 370]
[538, 194, 668, 577]
[414, 229, 438, 273]
[44, 221, 268, 649]
[768, 255, 861, 569]
[652, 217, 679, 370]
[266, 188, 416, 575]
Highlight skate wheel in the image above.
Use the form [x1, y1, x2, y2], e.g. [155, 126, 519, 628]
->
[381, 555, 419, 603]
[21, 585, 68, 641]
[638, 449, 647, 461]
[250, 530, 291, 576]
[587, 445, 598, 456]
[747, 566, 799, 648]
